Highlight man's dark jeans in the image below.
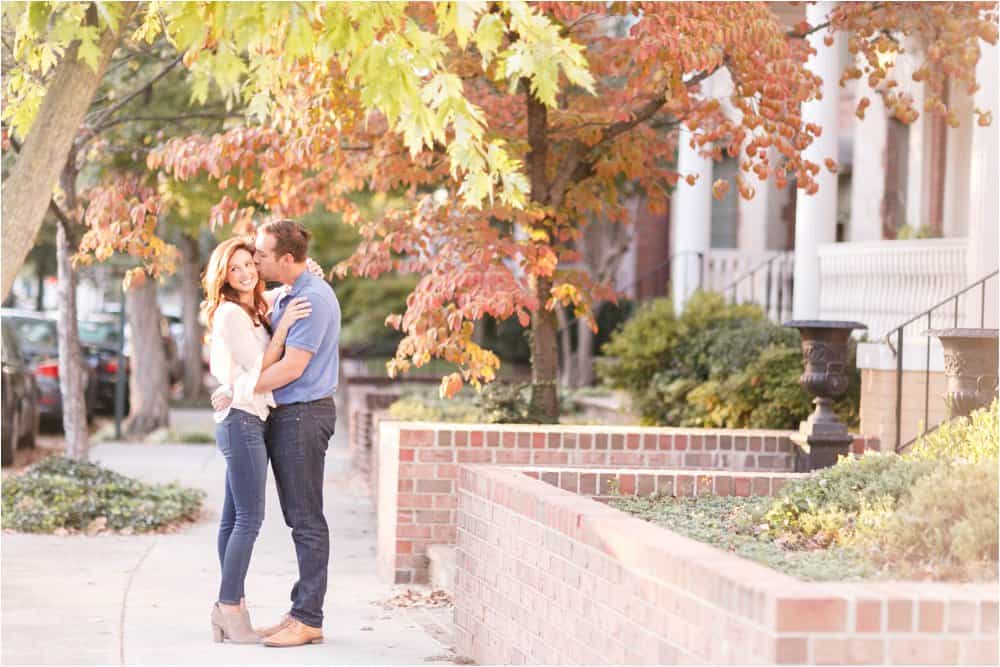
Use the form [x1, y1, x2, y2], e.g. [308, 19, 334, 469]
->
[216, 409, 268, 605]
[266, 397, 336, 629]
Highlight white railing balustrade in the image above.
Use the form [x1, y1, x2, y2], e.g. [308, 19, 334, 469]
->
[816, 238, 970, 340]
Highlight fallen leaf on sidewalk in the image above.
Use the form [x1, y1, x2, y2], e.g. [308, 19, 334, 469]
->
[382, 589, 453, 609]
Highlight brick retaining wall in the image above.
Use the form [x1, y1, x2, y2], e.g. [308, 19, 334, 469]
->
[454, 464, 998, 665]
[375, 422, 878, 584]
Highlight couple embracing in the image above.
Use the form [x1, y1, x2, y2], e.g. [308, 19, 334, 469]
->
[200, 219, 340, 647]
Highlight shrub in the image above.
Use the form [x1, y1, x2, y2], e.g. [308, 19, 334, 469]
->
[598, 292, 863, 428]
[386, 393, 482, 423]
[688, 346, 812, 429]
[598, 292, 770, 425]
[871, 462, 998, 580]
[688, 343, 860, 430]
[909, 400, 998, 463]
[763, 453, 936, 546]
[386, 382, 567, 424]
[475, 382, 532, 423]
[2, 456, 204, 533]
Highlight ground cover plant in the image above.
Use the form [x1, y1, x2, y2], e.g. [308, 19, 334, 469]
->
[610, 494, 877, 582]
[2, 456, 204, 534]
[612, 402, 998, 582]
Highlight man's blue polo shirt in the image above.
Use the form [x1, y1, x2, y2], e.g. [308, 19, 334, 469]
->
[270, 271, 341, 404]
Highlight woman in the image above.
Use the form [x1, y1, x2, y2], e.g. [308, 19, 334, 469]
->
[201, 236, 312, 644]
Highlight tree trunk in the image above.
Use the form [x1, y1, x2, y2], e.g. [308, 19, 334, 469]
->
[576, 316, 596, 387]
[1, 4, 134, 299]
[125, 274, 170, 437]
[35, 267, 45, 312]
[56, 219, 90, 460]
[525, 88, 560, 422]
[177, 233, 205, 400]
[528, 277, 560, 422]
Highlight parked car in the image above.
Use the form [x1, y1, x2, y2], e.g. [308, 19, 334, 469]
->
[92, 306, 182, 386]
[0, 309, 98, 428]
[1, 319, 40, 466]
[77, 316, 130, 414]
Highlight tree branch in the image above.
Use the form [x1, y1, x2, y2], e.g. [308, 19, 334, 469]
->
[84, 53, 184, 130]
[91, 109, 242, 134]
[785, 2, 887, 39]
[549, 69, 713, 204]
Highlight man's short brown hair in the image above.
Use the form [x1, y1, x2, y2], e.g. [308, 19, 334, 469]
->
[258, 219, 311, 262]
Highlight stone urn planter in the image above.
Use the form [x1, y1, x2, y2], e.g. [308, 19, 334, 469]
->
[926, 328, 999, 419]
[783, 320, 867, 471]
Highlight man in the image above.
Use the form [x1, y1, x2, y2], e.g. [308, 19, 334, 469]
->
[213, 219, 340, 647]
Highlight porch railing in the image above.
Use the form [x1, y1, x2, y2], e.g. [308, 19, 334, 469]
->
[886, 270, 999, 452]
[717, 252, 794, 324]
[817, 238, 969, 340]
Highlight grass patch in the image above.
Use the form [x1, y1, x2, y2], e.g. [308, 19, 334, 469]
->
[2, 456, 205, 534]
[610, 494, 877, 582]
[176, 431, 215, 444]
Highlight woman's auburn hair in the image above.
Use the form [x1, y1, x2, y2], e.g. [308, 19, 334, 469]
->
[201, 236, 269, 333]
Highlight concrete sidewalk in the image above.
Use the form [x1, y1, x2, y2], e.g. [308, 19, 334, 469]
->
[1, 405, 458, 665]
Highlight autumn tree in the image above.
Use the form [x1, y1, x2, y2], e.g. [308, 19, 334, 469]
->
[4, 3, 238, 444]
[2, 1, 559, 299]
[6, 1, 591, 450]
[143, 2, 997, 422]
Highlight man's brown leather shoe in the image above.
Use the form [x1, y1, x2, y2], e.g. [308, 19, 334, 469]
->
[262, 618, 323, 647]
[254, 613, 291, 638]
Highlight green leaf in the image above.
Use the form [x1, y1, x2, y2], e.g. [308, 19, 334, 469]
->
[284, 13, 316, 61]
[27, 1, 49, 35]
[166, 3, 207, 52]
[188, 65, 211, 105]
[246, 91, 272, 123]
[75, 26, 103, 71]
[94, 1, 123, 31]
[473, 12, 504, 65]
[453, 1, 486, 49]
[210, 46, 248, 98]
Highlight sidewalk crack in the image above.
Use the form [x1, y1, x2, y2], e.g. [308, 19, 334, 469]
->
[119, 538, 157, 666]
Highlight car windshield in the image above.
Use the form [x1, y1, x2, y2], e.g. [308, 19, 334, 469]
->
[78, 321, 121, 347]
[8, 318, 57, 348]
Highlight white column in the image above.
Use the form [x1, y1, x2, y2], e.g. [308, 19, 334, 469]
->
[670, 125, 713, 314]
[966, 40, 999, 327]
[848, 84, 887, 242]
[792, 1, 842, 319]
[942, 79, 974, 238]
[738, 145, 770, 252]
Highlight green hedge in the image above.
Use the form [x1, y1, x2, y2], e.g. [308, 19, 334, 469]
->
[2, 457, 205, 534]
[598, 292, 860, 429]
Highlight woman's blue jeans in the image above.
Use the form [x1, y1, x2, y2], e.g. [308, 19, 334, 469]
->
[215, 409, 267, 605]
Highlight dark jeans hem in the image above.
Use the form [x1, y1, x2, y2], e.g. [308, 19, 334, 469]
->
[289, 611, 322, 629]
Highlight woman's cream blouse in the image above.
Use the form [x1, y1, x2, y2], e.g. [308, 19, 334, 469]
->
[209, 301, 275, 423]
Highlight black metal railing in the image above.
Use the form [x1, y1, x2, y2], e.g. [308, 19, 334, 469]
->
[719, 252, 794, 324]
[886, 270, 999, 451]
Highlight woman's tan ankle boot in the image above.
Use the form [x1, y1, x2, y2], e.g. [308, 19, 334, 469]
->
[211, 602, 259, 644]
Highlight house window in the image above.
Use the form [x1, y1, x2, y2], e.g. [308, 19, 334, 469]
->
[710, 157, 739, 248]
